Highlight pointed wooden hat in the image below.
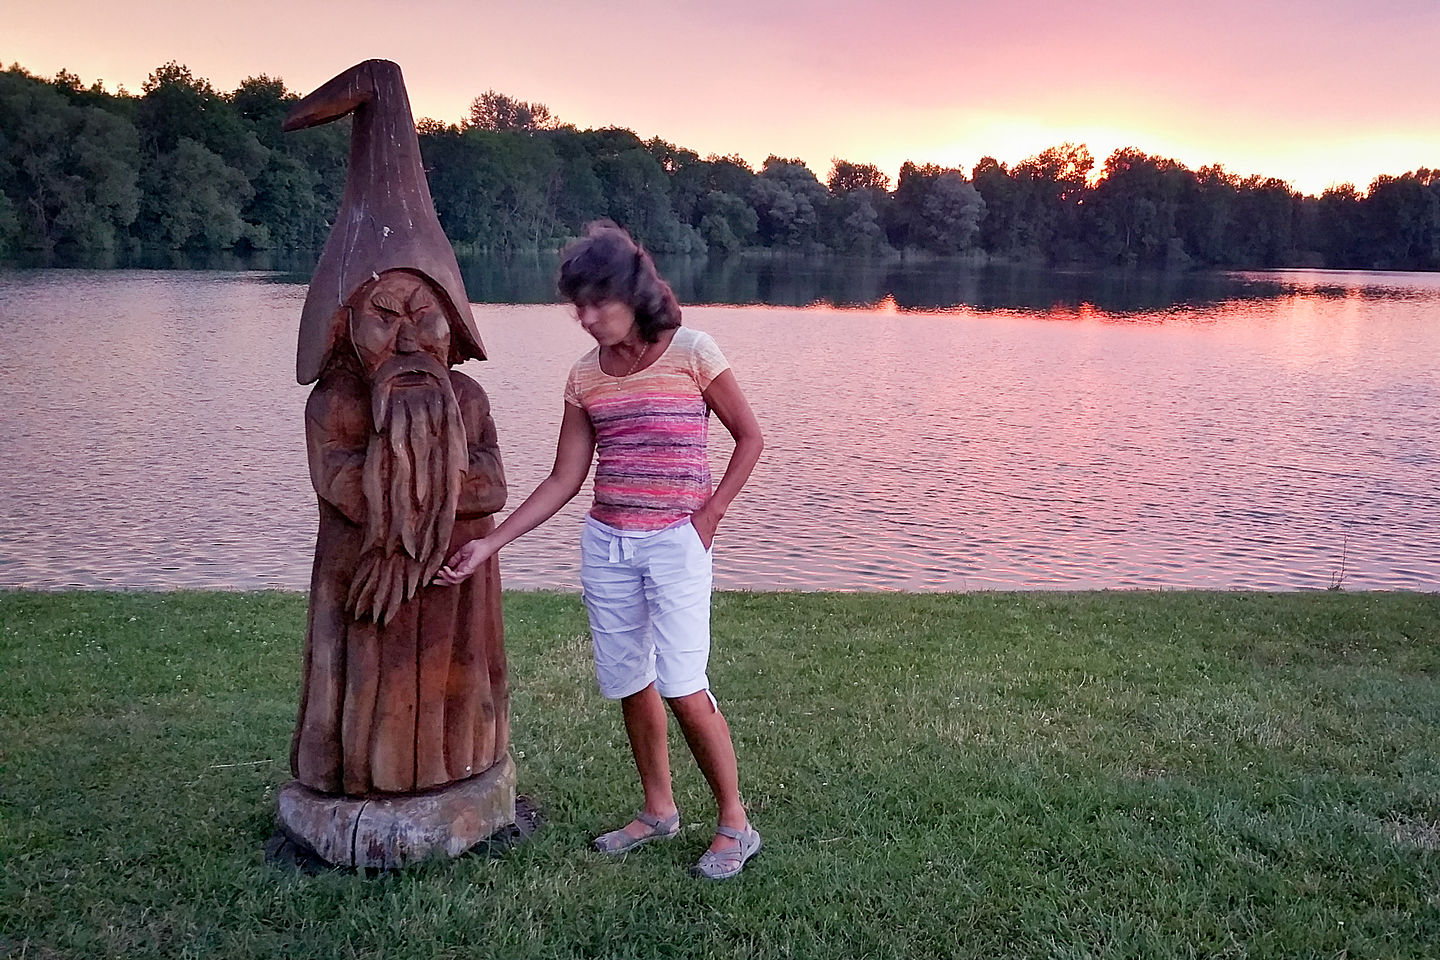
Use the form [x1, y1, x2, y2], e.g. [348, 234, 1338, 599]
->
[285, 59, 485, 385]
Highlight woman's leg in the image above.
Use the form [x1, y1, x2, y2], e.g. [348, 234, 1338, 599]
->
[668, 690, 747, 853]
[636, 522, 747, 854]
[608, 683, 679, 840]
[581, 522, 678, 841]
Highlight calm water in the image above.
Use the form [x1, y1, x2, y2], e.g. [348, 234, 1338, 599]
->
[1, 265, 1437, 592]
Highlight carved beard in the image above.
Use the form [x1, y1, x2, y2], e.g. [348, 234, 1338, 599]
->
[346, 353, 466, 625]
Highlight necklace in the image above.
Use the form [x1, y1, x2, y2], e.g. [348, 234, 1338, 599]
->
[620, 340, 649, 377]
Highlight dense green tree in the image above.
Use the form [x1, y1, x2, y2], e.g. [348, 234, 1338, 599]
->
[422, 125, 496, 245]
[227, 74, 343, 249]
[139, 137, 253, 248]
[595, 147, 703, 251]
[1011, 143, 1093, 261]
[970, 147, 1092, 262]
[46, 66, 136, 119]
[424, 127, 563, 251]
[1184, 165, 1239, 265]
[697, 190, 759, 253]
[827, 192, 888, 254]
[139, 61, 260, 172]
[1086, 148, 1196, 266]
[750, 156, 828, 248]
[4, 61, 1440, 270]
[242, 150, 317, 249]
[888, 162, 984, 254]
[554, 154, 609, 230]
[131, 62, 271, 249]
[672, 155, 760, 246]
[0, 190, 18, 256]
[1230, 175, 1297, 267]
[0, 68, 140, 253]
[649, 139, 707, 224]
[824, 159, 891, 254]
[230, 75, 291, 144]
[646, 137, 701, 176]
[919, 172, 985, 254]
[466, 90, 560, 132]
[1363, 170, 1440, 270]
[1312, 184, 1363, 267]
[699, 154, 758, 198]
[828, 160, 890, 196]
[970, 157, 1023, 256]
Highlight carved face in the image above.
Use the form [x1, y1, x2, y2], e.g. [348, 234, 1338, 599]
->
[349, 271, 452, 377]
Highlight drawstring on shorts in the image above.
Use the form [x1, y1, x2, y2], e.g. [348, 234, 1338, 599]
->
[606, 535, 637, 563]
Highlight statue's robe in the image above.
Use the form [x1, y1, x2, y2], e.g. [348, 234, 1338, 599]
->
[290, 365, 507, 796]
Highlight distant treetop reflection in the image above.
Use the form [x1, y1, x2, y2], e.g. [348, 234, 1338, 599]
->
[451, 254, 1302, 315]
[46, 247, 1435, 317]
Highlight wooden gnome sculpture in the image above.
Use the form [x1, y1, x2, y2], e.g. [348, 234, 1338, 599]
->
[274, 60, 513, 869]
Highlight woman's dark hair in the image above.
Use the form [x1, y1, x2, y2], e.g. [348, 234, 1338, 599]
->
[557, 221, 681, 343]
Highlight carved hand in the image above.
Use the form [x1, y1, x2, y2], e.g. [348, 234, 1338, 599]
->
[458, 448, 507, 517]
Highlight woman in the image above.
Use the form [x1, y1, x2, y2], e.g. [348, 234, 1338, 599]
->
[437, 221, 765, 879]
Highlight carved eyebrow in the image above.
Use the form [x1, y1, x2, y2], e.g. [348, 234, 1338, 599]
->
[406, 288, 438, 312]
[371, 292, 404, 315]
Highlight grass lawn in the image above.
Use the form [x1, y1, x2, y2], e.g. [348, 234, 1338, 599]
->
[2, 589, 1438, 959]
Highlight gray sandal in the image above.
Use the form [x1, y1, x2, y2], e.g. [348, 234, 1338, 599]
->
[691, 823, 762, 879]
[592, 810, 681, 855]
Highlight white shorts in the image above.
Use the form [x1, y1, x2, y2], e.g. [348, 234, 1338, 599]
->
[580, 515, 713, 700]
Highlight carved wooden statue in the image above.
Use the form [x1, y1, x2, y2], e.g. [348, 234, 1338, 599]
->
[274, 60, 512, 868]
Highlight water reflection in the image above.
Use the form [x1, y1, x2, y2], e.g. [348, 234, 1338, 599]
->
[0, 266, 1437, 593]
[16, 247, 1440, 314]
[451, 254, 1440, 315]
[448, 254, 1307, 314]
[3, 246, 318, 274]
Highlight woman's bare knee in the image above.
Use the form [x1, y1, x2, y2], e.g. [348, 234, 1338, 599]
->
[665, 689, 718, 722]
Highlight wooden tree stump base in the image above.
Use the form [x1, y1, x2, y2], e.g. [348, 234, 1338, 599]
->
[275, 755, 516, 870]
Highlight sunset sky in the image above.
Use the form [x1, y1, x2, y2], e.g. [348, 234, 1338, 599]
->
[7, 0, 1438, 195]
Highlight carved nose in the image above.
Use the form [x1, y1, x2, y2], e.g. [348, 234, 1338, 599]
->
[395, 324, 419, 353]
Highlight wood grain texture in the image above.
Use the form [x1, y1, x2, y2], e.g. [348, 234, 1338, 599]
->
[285, 60, 508, 800]
[415, 576, 459, 789]
[293, 370, 508, 796]
[367, 592, 420, 792]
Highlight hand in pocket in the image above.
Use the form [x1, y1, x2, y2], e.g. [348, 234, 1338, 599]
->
[689, 509, 719, 550]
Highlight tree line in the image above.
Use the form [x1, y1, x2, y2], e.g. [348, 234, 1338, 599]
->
[2, 62, 1437, 271]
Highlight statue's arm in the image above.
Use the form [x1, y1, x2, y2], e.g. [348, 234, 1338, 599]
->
[453, 373, 507, 519]
[305, 380, 370, 525]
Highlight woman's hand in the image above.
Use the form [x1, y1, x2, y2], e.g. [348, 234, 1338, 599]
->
[695, 369, 762, 553]
[435, 536, 500, 586]
[690, 504, 722, 550]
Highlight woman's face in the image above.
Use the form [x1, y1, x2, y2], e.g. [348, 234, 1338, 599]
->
[574, 299, 638, 347]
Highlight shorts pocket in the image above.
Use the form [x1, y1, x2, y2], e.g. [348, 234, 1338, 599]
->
[686, 517, 712, 554]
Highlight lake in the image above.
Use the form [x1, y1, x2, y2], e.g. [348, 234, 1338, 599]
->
[1, 261, 1437, 592]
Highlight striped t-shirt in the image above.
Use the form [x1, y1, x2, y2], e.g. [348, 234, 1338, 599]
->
[565, 326, 730, 531]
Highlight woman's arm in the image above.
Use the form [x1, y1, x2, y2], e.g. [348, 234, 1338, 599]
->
[435, 402, 596, 584]
[691, 368, 764, 549]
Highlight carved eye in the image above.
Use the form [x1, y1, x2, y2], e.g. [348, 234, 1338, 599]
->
[372, 292, 404, 316]
[407, 290, 439, 314]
